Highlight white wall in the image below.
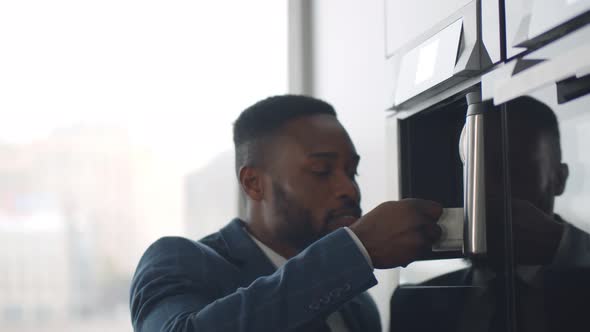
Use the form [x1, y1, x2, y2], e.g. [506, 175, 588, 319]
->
[308, 0, 399, 329]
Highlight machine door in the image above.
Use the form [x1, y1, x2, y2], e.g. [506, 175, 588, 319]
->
[491, 80, 590, 332]
[392, 82, 590, 332]
[391, 91, 516, 332]
[391, 8, 590, 332]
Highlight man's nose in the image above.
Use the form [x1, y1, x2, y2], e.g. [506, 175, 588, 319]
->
[334, 172, 360, 202]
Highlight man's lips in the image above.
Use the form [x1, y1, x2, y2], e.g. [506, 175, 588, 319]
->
[326, 208, 362, 225]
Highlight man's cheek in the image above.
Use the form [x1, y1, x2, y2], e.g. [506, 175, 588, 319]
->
[311, 213, 330, 235]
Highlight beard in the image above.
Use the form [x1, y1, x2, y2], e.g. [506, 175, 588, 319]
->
[271, 181, 325, 251]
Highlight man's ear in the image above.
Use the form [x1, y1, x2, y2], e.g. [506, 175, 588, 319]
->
[239, 166, 264, 201]
[554, 163, 569, 196]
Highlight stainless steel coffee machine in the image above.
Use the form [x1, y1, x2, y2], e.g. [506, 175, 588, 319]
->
[386, 1, 590, 331]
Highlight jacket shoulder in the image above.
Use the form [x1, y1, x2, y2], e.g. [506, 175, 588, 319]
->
[129, 235, 238, 326]
[130, 235, 236, 298]
[133, 234, 231, 275]
[141, 236, 216, 263]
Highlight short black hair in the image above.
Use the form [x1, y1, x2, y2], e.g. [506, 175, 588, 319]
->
[505, 96, 561, 163]
[485, 96, 561, 163]
[233, 95, 337, 175]
[505, 96, 560, 141]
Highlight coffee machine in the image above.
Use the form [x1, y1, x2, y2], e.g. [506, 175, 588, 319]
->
[386, 1, 590, 331]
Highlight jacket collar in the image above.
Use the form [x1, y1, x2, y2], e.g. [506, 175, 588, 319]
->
[218, 219, 277, 285]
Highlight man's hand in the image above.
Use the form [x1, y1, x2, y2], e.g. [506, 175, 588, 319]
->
[349, 199, 443, 269]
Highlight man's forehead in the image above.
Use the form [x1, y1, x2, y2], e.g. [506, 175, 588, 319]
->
[279, 114, 357, 156]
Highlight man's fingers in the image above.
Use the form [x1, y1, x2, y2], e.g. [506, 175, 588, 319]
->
[421, 223, 442, 242]
[404, 199, 443, 220]
[401, 225, 441, 248]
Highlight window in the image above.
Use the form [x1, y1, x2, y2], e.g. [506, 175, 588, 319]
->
[0, 1, 287, 331]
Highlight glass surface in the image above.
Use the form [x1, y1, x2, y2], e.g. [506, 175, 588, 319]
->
[502, 86, 590, 332]
[433, 86, 590, 332]
[392, 74, 590, 332]
[391, 95, 489, 332]
[392, 96, 514, 332]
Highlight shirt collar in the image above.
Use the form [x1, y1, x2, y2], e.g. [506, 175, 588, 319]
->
[244, 227, 287, 269]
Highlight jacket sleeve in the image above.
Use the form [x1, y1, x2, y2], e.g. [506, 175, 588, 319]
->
[130, 228, 378, 332]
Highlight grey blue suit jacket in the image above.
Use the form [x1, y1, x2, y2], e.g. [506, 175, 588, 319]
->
[130, 219, 381, 332]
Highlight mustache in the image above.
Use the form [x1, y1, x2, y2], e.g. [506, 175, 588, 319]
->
[325, 202, 362, 220]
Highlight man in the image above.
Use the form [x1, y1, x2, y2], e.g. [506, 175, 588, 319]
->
[390, 96, 590, 332]
[130, 95, 442, 332]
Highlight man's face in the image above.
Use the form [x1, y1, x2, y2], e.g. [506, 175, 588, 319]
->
[262, 114, 361, 250]
[486, 116, 564, 216]
[510, 133, 561, 215]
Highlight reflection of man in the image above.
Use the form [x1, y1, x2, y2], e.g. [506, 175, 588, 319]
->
[486, 96, 570, 266]
[130, 95, 443, 332]
[390, 96, 590, 332]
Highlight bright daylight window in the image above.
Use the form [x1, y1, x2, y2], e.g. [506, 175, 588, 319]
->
[0, 1, 287, 331]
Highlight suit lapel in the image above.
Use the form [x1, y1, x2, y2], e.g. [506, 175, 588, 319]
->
[218, 219, 277, 286]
